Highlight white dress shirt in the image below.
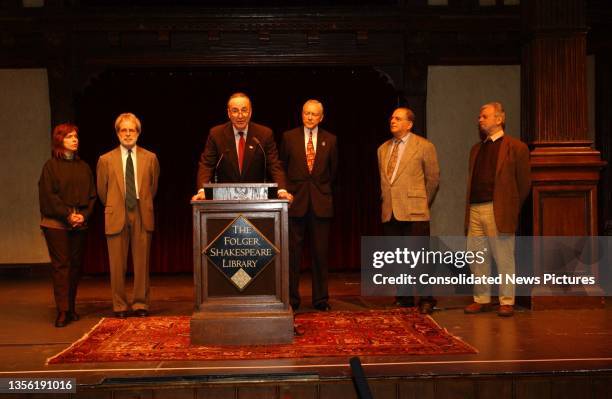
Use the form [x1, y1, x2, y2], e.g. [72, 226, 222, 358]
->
[485, 130, 505, 143]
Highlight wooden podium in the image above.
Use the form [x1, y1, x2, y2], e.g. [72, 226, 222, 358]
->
[190, 183, 293, 345]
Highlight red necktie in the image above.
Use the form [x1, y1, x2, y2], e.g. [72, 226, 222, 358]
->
[238, 131, 246, 173]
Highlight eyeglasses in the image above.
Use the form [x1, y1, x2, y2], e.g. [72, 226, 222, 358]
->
[229, 108, 250, 116]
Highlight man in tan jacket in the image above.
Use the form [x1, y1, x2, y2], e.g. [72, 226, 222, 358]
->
[464, 102, 531, 317]
[97, 113, 160, 318]
[377, 107, 440, 313]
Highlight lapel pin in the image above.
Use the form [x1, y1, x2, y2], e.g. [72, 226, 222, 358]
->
[248, 145, 254, 149]
[322, 141, 326, 147]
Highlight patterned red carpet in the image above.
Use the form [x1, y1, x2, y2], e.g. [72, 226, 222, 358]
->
[47, 309, 476, 364]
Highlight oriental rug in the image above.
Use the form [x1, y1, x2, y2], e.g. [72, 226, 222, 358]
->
[47, 309, 476, 364]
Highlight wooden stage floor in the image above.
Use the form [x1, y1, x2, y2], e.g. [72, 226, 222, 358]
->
[0, 269, 610, 398]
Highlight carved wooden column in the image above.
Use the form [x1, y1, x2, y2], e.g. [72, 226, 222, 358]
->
[595, 54, 612, 236]
[522, 0, 606, 309]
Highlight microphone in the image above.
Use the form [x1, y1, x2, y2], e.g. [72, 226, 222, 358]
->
[252, 137, 267, 183]
[213, 149, 227, 183]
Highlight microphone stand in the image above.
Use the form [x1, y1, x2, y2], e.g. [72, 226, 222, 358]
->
[252, 137, 267, 183]
[213, 151, 225, 183]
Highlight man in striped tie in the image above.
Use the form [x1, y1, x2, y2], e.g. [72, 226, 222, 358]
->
[97, 113, 160, 318]
[377, 107, 440, 314]
[280, 99, 338, 312]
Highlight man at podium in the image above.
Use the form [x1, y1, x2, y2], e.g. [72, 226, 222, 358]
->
[192, 92, 292, 202]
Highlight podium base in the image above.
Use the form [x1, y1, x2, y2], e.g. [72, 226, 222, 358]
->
[190, 308, 293, 345]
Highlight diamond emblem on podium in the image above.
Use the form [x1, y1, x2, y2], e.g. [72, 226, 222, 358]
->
[230, 268, 252, 290]
[204, 215, 279, 291]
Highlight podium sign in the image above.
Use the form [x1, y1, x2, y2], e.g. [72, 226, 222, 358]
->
[204, 215, 279, 291]
[191, 184, 293, 345]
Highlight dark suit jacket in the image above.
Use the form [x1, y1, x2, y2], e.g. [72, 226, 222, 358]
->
[197, 121, 287, 189]
[464, 134, 531, 234]
[97, 146, 160, 235]
[280, 127, 338, 218]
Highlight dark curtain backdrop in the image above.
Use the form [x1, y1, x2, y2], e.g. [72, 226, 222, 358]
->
[76, 67, 399, 274]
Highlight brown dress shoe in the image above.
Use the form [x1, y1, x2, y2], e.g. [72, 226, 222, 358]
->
[55, 311, 69, 328]
[497, 305, 514, 317]
[464, 302, 493, 314]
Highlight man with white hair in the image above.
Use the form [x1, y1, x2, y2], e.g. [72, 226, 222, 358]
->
[464, 102, 531, 317]
[280, 99, 338, 312]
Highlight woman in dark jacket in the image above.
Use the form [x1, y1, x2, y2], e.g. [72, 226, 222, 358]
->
[38, 123, 96, 327]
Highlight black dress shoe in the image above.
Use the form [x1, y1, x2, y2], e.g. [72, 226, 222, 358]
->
[418, 301, 435, 315]
[394, 296, 415, 308]
[134, 309, 148, 317]
[55, 311, 69, 328]
[114, 311, 128, 318]
[314, 303, 331, 311]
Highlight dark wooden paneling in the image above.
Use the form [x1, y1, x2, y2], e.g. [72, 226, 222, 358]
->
[0, 4, 524, 70]
[319, 382, 357, 399]
[369, 381, 397, 399]
[19, 373, 612, 399]
[550, 377, 593, 399]
[237, 386, 277, 399]
[434, 379, 474, 399]
[530, 145, 605, 238]
[398, 380, 434, 399]
[152, 388, 195, 399]
[591, 377, 612, 399]
[540, 191, 590, 235]
[515, 379, 550, 399]
[196, 386, 236, 399]
[476, 378, 513, 399]
[114, 390, 154, 399]
[75, 391, 113, 399]
[18, 394, 75, 399]
[278, 384, 317, 399]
